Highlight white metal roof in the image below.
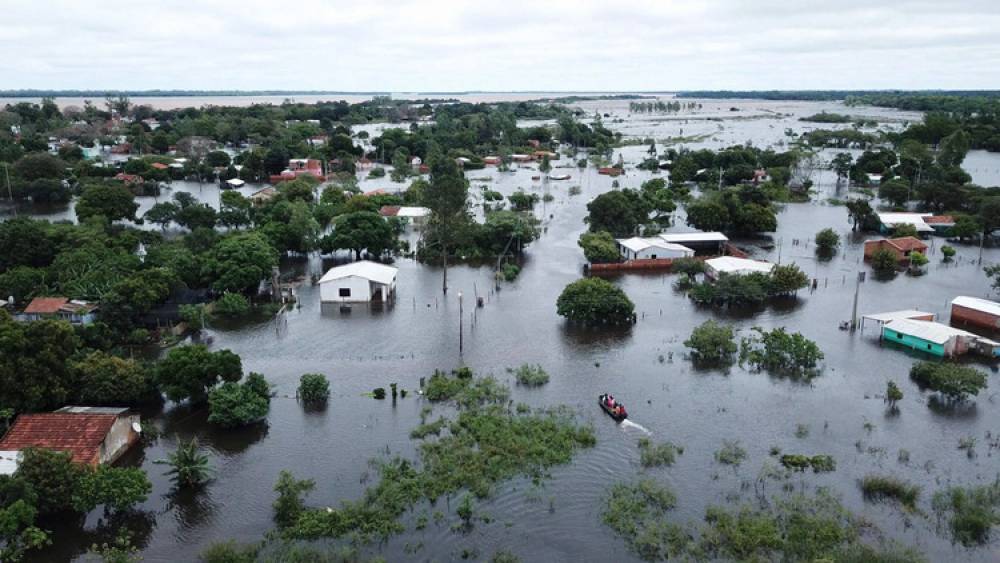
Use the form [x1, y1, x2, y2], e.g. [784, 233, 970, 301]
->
[617, 237, 694, 254]
[705, 256, 775, 275]
[319, 261, 398, 286]
[952, 296, 1000, 318]
[0, 451, 19, 476]
[659, 232, 729, 243]
[883, 319, 975, 345]
[877, 212, 936, 232]
[396, 206, 430, 218]
[863, 310, 935, 323]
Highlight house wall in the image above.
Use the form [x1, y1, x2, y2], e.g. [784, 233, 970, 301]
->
[951, 304, 1000, 330]
[630, 247, 692, 260]
[320, 276, 373, 303]
[98, 414, 140, 465]
[882, 327, 946, 357]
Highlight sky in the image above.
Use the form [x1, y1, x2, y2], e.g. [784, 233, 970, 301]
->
[2, 0, 1000, 92]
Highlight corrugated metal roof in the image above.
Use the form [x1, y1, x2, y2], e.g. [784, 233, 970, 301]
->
[863, 310, 935, 323]
[952, 296, 1000, 318]
[883, 319, 975, 345]
[0, 451, 20, 475]
[618, 237, 694, 254]
[319, 261, 398, 286]
[659, 232, 729, 243]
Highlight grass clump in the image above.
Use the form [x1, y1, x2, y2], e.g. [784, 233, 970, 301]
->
[714, 440, 747, 466]
[424, 368, 509, 407]
[509, 364, 550, 387]
[637, 438, 684, 468]
[931, 478, 1000, 546]
[861, 475, 920, 509]
[602, 480, 689, 561]
[780, 454, 836, 473]
[409, 417, 448, 439]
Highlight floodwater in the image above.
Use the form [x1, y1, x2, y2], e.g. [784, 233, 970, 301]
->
[15, 98, 1000, 562]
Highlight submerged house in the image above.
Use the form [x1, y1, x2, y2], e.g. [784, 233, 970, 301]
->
[379, 206, 431, 227]
[616, 237, 694, 261]
[875, 212, 953, 236]
[19, 297, 97, 325]
[863, 237, 927, 262]
[881, 318, 998, 358]
[658, 232, 729, 255]
[269, 158, 324, 184]
[860, 309, 936, 332]
[950, 296, 1000, 331]
[704, 257, 774, 280]
[319, 261, 398, 303]
[0, 407, 140, 474]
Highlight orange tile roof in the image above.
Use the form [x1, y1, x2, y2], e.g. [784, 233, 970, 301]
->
[379, 205, 401, 217]
[924, 215, 955, 224]
[0, 413, 119, 465]
[889, 236, 927, 252]
[23, 297, 68, 314]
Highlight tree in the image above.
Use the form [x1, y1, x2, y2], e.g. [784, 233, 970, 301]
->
[539, 155, 552, 175]
[0, 475, 48, 561]
[25, 179, 70, 203]
[831, 153, 853, 182]
[556, 278, 634, 325]
[15, 448, 82, 514]
[578, 231, 620, 263]
[886, 381, 903, 408]
[75, 184, 138, 223]
[421, 156, 469, 293]
[878, 179, 910, 208]
[685, 199, 730, 232]
[71, 351, 156, 406]
[846, 199, 877, 232]
[908, 251, 929, 275]
[950, 216, 980, 240]
[204, 151, 231, 168]
[213, 292, 250, 316]
[207, 232, 278, 294]
[320, 211, 395, 260]
[978, 197, 1000, 236]
[734, 203, 777, 234]
[154, 345, 242, 403]
[13, 153, 64, 182]
[273, 470, 315, 529]
[587, 190, 648, 237]
[71, 465, 151, 513]
[0, 312, 80, 413]
[297, 373, 330, 404]
[218, 191, 251, 229]
[814, 228, 839, 254]
[870, 248, 899, 278]
[767, 264, 809, 295]
[156, 438, 213, 489]
[175, 203, 217, 231]
[0, 218, 55, 271]
[909, 362, 987, 402]
[985, 264, 1000, 294]
[940, 245, 956, 261]
[508, 190, 539, 211]
[937, 130, 971, 169]
[684, 320, 737, 364]
[143, 202, 179, 230]
[893, 223, 919, 238]
[207, 375, 270, 428]
[739, 327, 824, 378]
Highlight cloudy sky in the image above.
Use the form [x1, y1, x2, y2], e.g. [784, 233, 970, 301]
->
[3, 0, 999, 92]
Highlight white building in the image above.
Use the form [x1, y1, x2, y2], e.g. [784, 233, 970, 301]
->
[876, 212, 936, 234]
[617, 237, 694, 260]
[319, 261, 398, 303]
[704, 257, 775, 280]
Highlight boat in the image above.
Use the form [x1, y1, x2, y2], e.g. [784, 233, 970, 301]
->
[598, 394, 627, 421]
[548, 173, 571, 181]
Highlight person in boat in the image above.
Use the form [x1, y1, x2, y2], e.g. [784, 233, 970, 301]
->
[605, 394, 615, 408]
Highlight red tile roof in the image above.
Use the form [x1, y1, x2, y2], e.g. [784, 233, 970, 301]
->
[151, 162, 169, 170]
[379, 205, 401, 217]
[23, 297, 69, 314]
[888, 236, 928, 252]
[924, 215, 955, 224]
[0, 413, 118, 465]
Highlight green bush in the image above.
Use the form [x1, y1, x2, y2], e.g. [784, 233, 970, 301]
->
[815, 228, 840, 253]
[909, 361, 987, 401]
[870, 248, 898, 278]
[200, 540, 258, 563]
[297, 373, 330, 404]
[637, 437, 683, 467]
[501, 263, 520, 281]
[578, 231, 620, 263]
[739, 327, 824, 378]
[213, 292, 250, 316]
[861, 475, 920, 509]
[208, 375, 270, 427]
[931, 479, 1000, 546]
[511, 364, 549, 387]
[684, 320, 737, 364]
[714, 440, 747, 466]
[670, 257, 705, 276]
[556, 278, 634, 325]
[372, 387, 386, 400]
[273, 470, 315, 529]
[941, 245, 956, 260]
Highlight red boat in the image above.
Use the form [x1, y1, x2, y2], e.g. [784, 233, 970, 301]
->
[598, 394, 627, 421]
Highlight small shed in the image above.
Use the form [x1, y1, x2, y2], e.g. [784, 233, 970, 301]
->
[860, 309, 936, 332]
[20, 297, 97, 325]
[951, 296, 1000, 331]
[881, 319, 979, 357]
[617, 237, 694, 261]
[704, 257, 774, 280]
[0, 407, 140, 473]
[319, 261, 398, 303]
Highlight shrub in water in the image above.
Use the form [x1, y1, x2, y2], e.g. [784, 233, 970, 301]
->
[298, 373, 330, 404]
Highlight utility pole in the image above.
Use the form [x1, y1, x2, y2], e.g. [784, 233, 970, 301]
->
[850, 271, 865, 330]
[3, 163, 14, 217]
[458, 291, 464, 356]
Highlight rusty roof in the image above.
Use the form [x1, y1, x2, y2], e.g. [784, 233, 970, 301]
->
[379, 205, 401, 217]
[0, 413, 120, 465]
[23, 297, 69, 314]
[888, 236, 928, 252]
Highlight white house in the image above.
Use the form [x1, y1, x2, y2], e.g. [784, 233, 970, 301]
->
[319, 261, 398, 303]
[704, 257, 775, 280]
[617, 237, 694, 260]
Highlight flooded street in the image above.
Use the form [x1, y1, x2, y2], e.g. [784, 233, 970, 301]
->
[17, 98, 1000, 562]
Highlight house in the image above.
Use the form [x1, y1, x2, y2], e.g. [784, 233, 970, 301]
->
[860, 309, 936, 332]
[704, 257, 774, 280]
[923, 215, 955, 234]
[410, 156, 423, 169]
[0, 407, 140, 473]
[20, 297, 97, 325]
[881, 319, 988, 357]
[658, 232, 729, 254]
[751, 169, 770, 184]
[878, 213, 936, 234]
[951, 296, 1000, 331]
[250, 187, 277, 205]
[319, 261, 398, 303]
[379, 206, 431, 226]
[598, 167, 623, 177]
[150, 162, 169, 171]
[866, 173, 883, 185]
[510, 154, 532, 163]
[483, 156, 501, 165]
[617, 237, 694, 261]
[863, 237, 928, 262]
[533, 151, 559, 161]
[114, 173, 143, 185]
[269, 158, 324, 184]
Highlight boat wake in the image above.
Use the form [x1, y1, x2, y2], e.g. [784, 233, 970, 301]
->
[619, 419, 652, 435]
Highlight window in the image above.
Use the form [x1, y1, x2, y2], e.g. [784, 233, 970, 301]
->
[896, 332, 903, 339]
[927, 344, 932, 350]
[339, 288, 351, 297]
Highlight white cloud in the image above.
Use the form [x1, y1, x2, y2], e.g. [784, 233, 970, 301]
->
[1, 0, 998, 91]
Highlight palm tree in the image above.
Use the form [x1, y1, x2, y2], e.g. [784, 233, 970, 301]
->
[156, 437, 213, 488]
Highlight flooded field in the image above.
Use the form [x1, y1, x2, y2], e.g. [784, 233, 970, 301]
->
[15, 98, 1000, 562]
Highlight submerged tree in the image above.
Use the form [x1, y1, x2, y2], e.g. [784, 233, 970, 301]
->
[684, 320, 737, 364]
[422, 155, 470, 293]
[556, 278, 634, 325]
[156, 437, 213, 489]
